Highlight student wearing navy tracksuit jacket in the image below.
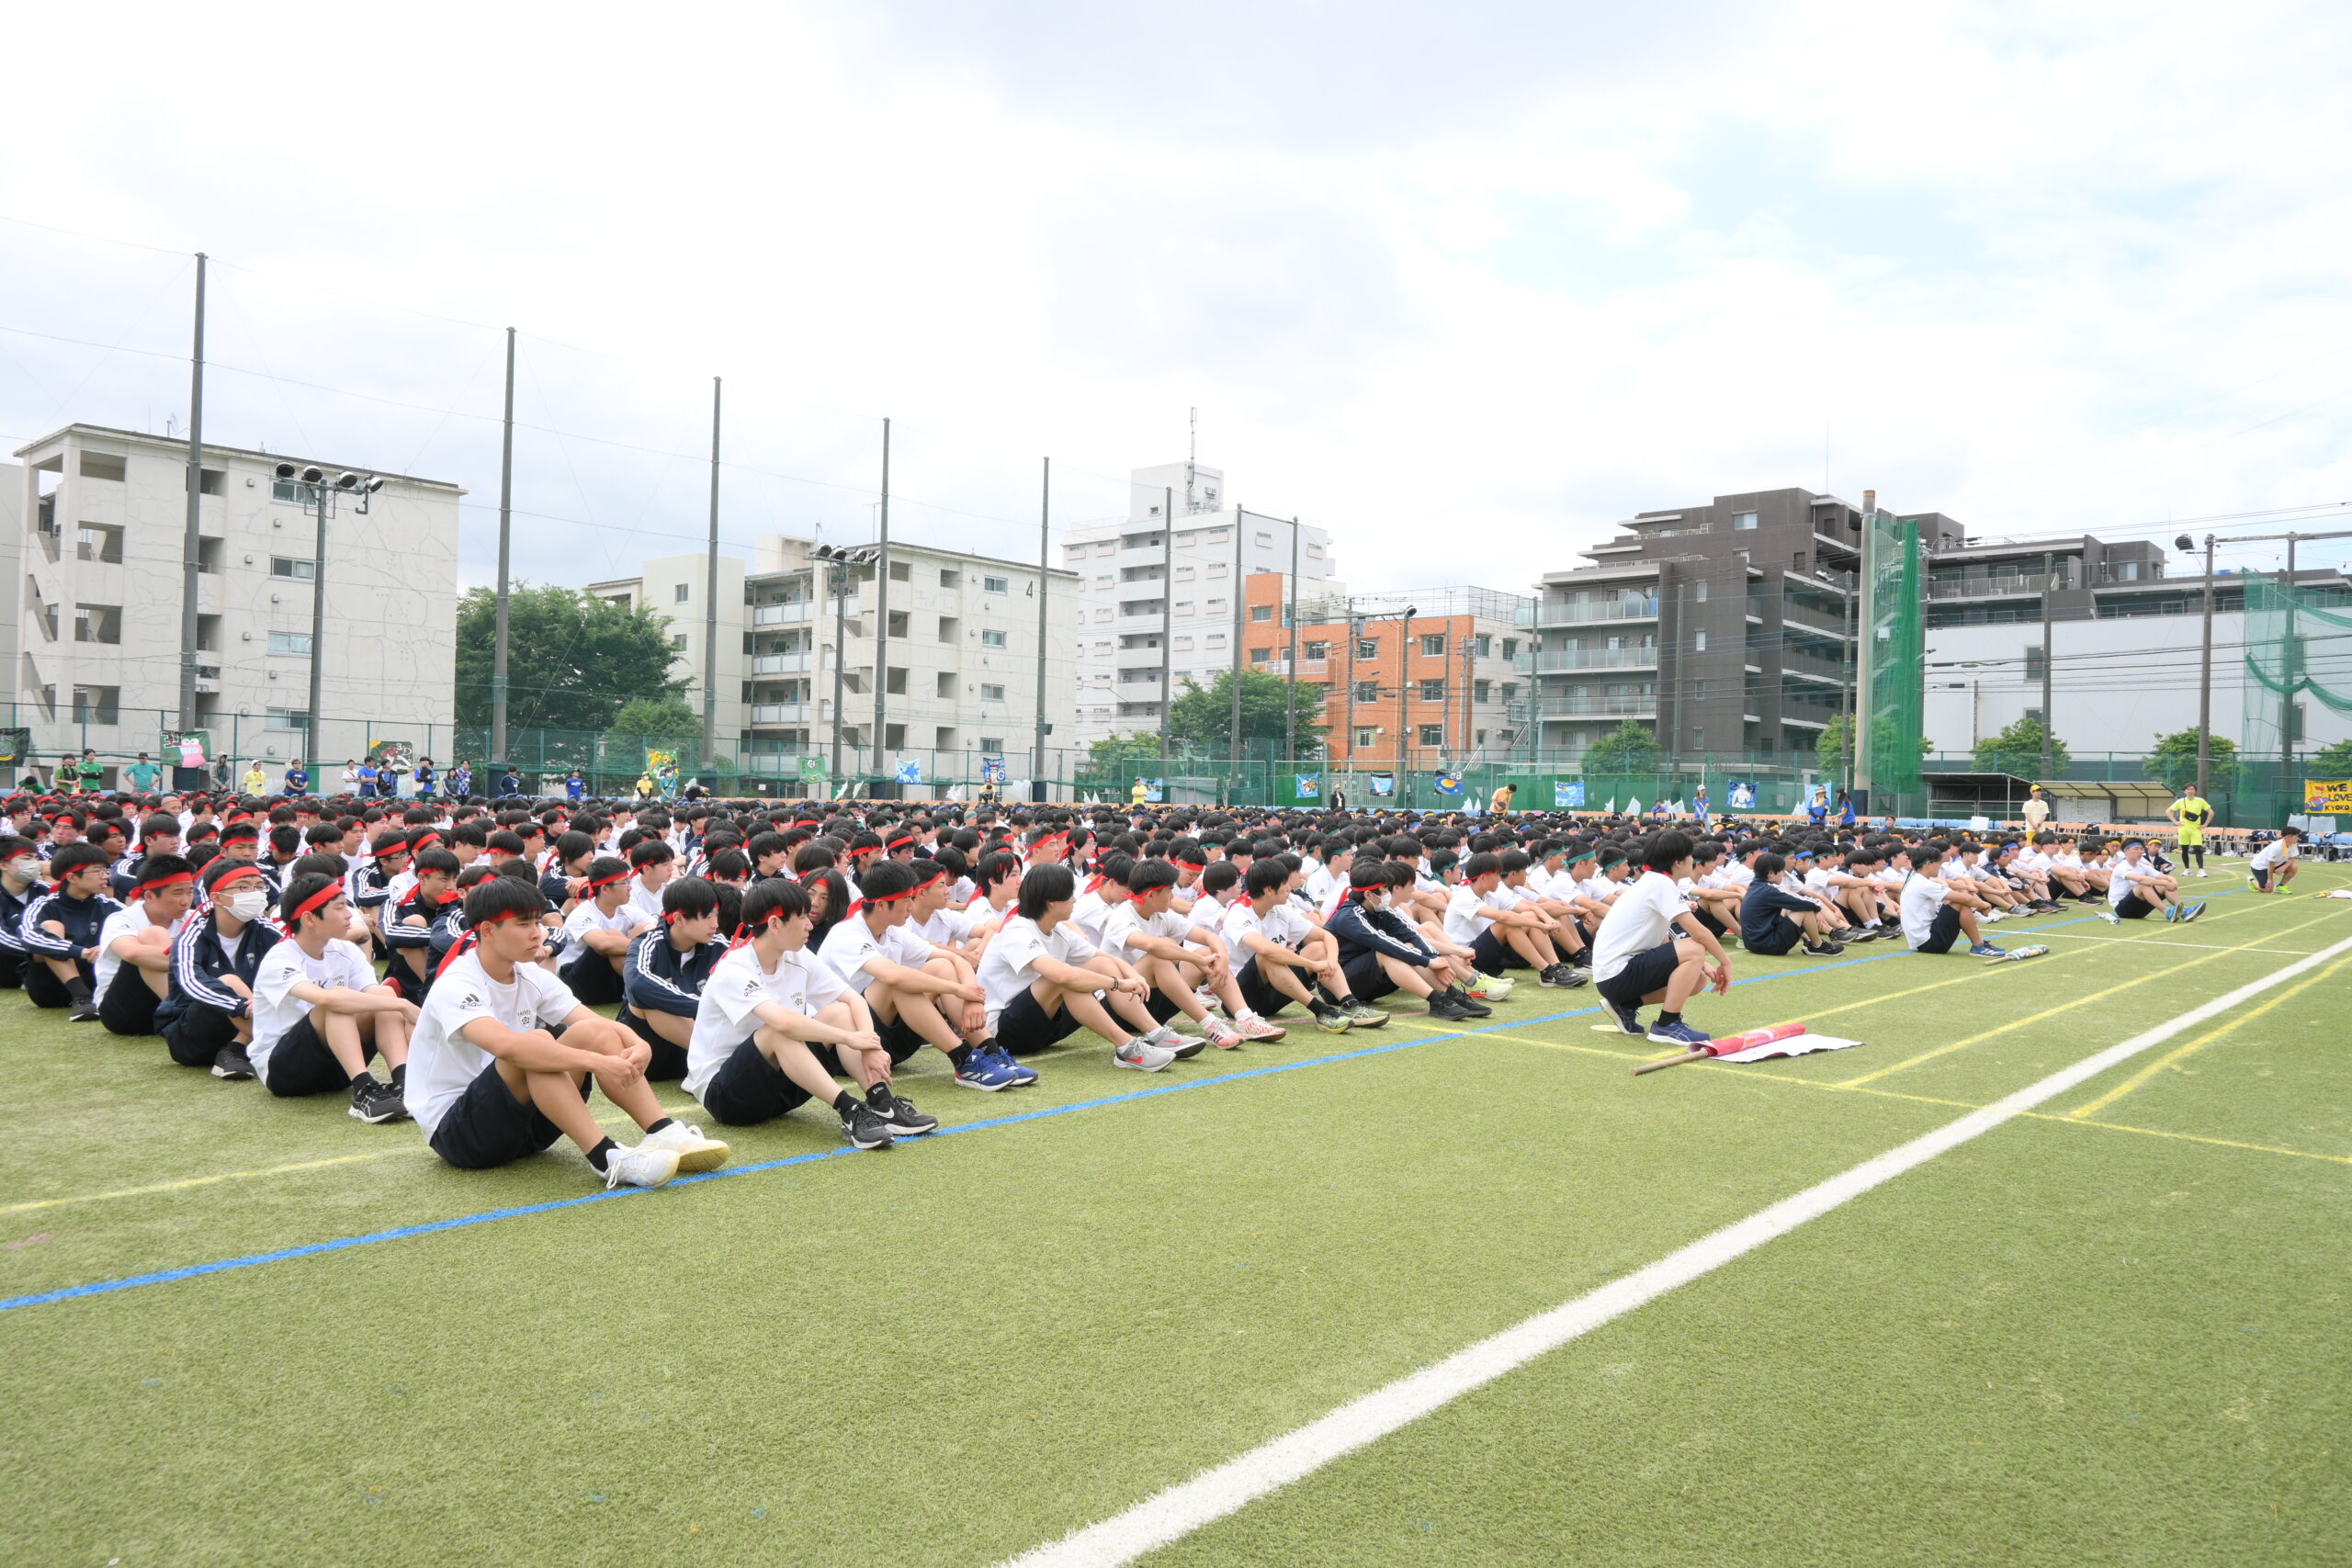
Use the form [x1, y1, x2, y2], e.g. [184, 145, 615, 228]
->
[618, 875, 727, 1080]
[21, 842, 122, 1017]
[1324, 861, 1492, 1023]
[0, 834, 46, 990]
[156, 860, 283, 1078]
[381, 848, 461, 1002]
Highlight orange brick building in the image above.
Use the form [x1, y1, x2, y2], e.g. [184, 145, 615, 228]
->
[1239, 573, 1533, 769]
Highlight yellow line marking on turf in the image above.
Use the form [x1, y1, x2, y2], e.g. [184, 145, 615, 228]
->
[1838, 910, 2346, 1088]
[2039, 933, 2315, 955]
[2064, 954, 2352, 1121]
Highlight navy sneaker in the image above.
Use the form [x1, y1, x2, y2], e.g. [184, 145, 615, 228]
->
[1645, 1018, 1712, 1048]
[1970, 942, 2007, 958]
[989, 1043, 1038, 1087]
[955, 1049, 1021, 1091]
[1604, 996, 1645, 1036]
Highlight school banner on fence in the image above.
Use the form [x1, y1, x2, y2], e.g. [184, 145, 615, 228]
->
[1294, 773, 1321, 800]
[1433, 772, 1464, 797]
[1554, 780, 1586, 808]
[2305, 779, 2352, 812]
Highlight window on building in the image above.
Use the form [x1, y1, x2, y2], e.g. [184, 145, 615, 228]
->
[979, 736, 1006, 751]
[1474, 679, 1491, 703]
[267, 631, 312, 656]
[1471, 634, 1491, 658]
[74, 604, 121, 644]
[1174, 565, 1194, 581]
[1174, 601, 1193, 615]
[75, 525, 124, 564]
[1207, 562, 1227, 578]
[1354, 638, 1377, 660]
[885, 723, 906, 748]
[1693, 679, 1708, 700]
[266, 707, 310, 732]
[270, 557, 316, 581]
[940, 569, 959, 587]
[1732, 511, 1758, 530]
[1250, 648, 1271, 664]
[981, 627, 1008, 649]
[1693, 581, 1708, 603]
[1420, 633, 1446, 656]
[886, 667, 908, 694]
[1792, 551, 1807, 574]
[937, 671, 956, 697]
[195, 468, 226, 496]
[888, 560, 910, 582]
[1353, 681, 1380, 702]
[1094, 608, 1112, 623]
[984, 575, 1010, 593]
[1304, 640, 1328, 660]
[671, 633, 688, 650]
[888, 611, 909, 637]
[1256, 531, 1272, 547]
[1418, 725, 1444, 746]
[1250, 604, 1272, 622]
[1205, 597, 1226, 614]
[1419, 679, 1446, 702]
[980, 682, 1006, 702]
[78, 452, 126, 481]
[939, 616, 960, 643]
[1176, 532, 1195, 547]
[1693, 632, 1707, 651]
[1207, 529, 1227, 543]
[1306, 543, 1324, 558]
[673, 582, 691, 603]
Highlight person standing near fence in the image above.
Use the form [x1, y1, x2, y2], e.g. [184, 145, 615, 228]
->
[2167, 783, 2212, 878]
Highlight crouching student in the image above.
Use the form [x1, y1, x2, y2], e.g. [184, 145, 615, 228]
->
[619, 875, 729, 1081]
[403, 876, 729, 1185]
[2249, 828, 2302, 894]
[1327, 860, 1492, 1022]
[94, 853, 198, 1035]
[558, 856, 655, 1005]
[680, 879, 911, 1150]
[156, 860, 285, 1078]
[1736, 852, 1846, 958]
[816, 860, 1008, 1099]
[1901, 841, 2008, 955]
[22, 842, 125, 1020]
[976, 863, 1193, 1072]
[248, 873, 418, 1123]
[1589, 829, 1736, 1046]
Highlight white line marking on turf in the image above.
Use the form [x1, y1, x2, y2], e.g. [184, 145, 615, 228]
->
[1001, 929, 2352, 1568]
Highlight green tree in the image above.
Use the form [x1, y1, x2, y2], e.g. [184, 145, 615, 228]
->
[1581, 720, 1663, 776]
[1973, 716, 2070, 779]
[1167, 668, 1326, 753]
[606, 697, 700, 739]
[2306, 736, 2352, 779]
[454, 583, 685, 732]
[1816, 714, 1932, 778]
[1077, 731, 1167, 786]
[2147, 728, 2238, 793]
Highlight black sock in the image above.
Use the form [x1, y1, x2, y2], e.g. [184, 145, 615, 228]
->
[390, 1062, 406, 1084]
[586, 1137, 618, 1173]
[348, 1071, 374, 1090]
[831, 1089, 857, 1114]
[645, 1116, 675, 1135]
[1657, 1010, 1682, 1026]
[65, 976, 91, 1004]
[945, 1043, 972, 1070]
[866, 1083, 894, 1107]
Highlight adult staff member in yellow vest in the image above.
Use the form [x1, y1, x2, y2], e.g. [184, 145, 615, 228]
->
[2167, 782, 2213, 878]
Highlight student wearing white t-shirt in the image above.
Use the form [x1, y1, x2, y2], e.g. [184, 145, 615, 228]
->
[1900, 842, 2005, 954]
[1102, 859, 1285, 1048]
[2249, 828, 2302, 894]
[684, 879, 921, 1147]
[2102, 839, 2199, 922]
[1442, 853, 1581, 987]
[626, 840, 676, 924]
[557, 856, 657, 1005]
[1589, 830, 1733, 1047]
[974, 862, 1186, 1071]
[248, 873, 418, 1122]
[406, 876, 729, 1187]
[816, 860, 999, 1097]
[93, 854, 196, 1037]
[1224, 859, 1378, 1032]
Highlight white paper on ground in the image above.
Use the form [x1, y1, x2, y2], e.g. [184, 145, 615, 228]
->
[1714, 1033, 1866, 1063]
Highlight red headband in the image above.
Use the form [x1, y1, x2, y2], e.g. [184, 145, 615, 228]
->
[208, 863, 266, 891]
[288, 881, 344, 924]
[887, 834, 914, 851]
[847, 884, 918, 916]
[585, 868, 631, 892]
[134, 870, 197, 896]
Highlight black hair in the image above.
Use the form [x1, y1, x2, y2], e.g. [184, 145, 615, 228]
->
[1127, 858, 1181, 896]
[130, 852, 193, 895]
[1200, 860, 1241, 897]
[279, 871, 344, 927]
[48, 841, 108, 879]
[413, 847, 461, 878]
[854, 858, 917, 905]
[1643, 830, 1695, 874]
[1462, 851, 1502, 883]
[1243, 859, 1290, 899]
[1017, 862, 1077, 920]
[662, 874, 720, 921]
[741, 876, 811, 932]
[1752, 851, 1787, 879]
[464, 874, 548, 928]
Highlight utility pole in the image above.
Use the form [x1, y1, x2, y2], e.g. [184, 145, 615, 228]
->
[1397, 607, 1412, 796]
[702, 376, 721, 762]
[306, 483, 329, 768]
[872, 417, 891, 789]
[1460, 622, 1474, 764]
[491, 327, 515, 770]
[176, 253, 206, 739]
[1229, 506, 1245, 777]
[1283, 516, 1300, 761]
[1343, 604, 1358, 778]
[829, 555, 850, 782]
[2195, 533, 2215, 801]
[1159, 486, 1173, 754]
[2281, 534, 2300, 792]
[2040, 550, 2054, 783]
[1854, 513, 1876, 807]
[1034, 457, 1050, 796]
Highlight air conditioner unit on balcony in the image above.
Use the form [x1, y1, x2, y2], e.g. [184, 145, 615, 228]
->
[194, 678, 220, 694]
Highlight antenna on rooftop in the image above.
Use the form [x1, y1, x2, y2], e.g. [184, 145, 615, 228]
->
[1187, 406, 1197, 514]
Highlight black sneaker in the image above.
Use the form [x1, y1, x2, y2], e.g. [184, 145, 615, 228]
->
[866, 1089, 938, 1137]
[839, 1100, 896, 1150]
[348, 1077, 409, 1124]
[68, 998, 100, 1022]
[1453, 987, 1493, 1017]
[1426, 988, 1474, 1021]
[212, 1045, 255, 1080]
[1802, 939, 1848, 957]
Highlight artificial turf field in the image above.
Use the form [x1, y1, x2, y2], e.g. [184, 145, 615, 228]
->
[4, 870, 2350, 1567]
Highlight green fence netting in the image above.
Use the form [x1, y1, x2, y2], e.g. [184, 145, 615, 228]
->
[2240, 570, 2352, 824]
[1861, 510, 1927, 815]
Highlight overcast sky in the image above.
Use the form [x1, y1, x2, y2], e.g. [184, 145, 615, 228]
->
[5, 0, 2350, 593]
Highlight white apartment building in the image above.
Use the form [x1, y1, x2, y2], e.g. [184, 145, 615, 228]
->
[1064, 461, 1338, 747]
[9, 424, 458, 781]
[589, 533, 1079, 785]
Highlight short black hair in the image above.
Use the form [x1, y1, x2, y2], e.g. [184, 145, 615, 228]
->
[740, 876, 810, 932]
[48, 841, 108, 879]
[1017, 862, 1077, 920]
[279, 871, 344, 928]
[1643, 830, 1695, 874]
[662, 874, 720, 921]
[464, 874, 547, 927]
[1244, 859, 1290, 899]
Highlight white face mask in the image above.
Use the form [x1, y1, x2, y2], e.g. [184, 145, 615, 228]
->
[6, 857, 36, 880]
[224, 890, 270, 922]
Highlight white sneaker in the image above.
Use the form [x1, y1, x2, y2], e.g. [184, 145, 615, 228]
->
[639, 1121, 731, 1174]
[1114, 1038, 1178, 1072]
[1140, 1023, 1206, 1058]
[2196, 870, 2209, 878]
[2098, 909, 2120, 925]
[1982, 910, 2004, 923]
[601, 1144, 681, 1190]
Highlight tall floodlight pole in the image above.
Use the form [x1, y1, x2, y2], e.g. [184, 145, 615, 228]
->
[2040, 550, 2055, 783]
[177, 253, 207, 737]
[1159, 487, 1174, 754]
[1284, 517, 1300, 761]
[829, 553, 849, 781]
[703, 377, 721, 761]
[307, 485, 329, 763]
[2280, 534, 2300, 791]
[1034, 457, 1050, 795]
[491, 327, 516, 769]
[1343, 604, 1358, 775]
[2187, 532, 2216, 801]
[872, 418, 891, 788]
[1397, 607, 1412, 791]
[1229, 505, 1245, 780]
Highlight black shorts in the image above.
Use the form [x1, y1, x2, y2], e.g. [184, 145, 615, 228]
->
[1341, 949, 1399, 1003]
[161, 1002, 240, 1067]
[259, 1014, 351, 1098]
[24, 959, 86, 1010]
[2252, 866, 2274, 891]
[2116, 897, 2154, 919]
[560, 954, 625, 1007]
[1692, 907, 1727, 939]
[995, 985, 1086, 1055]
[1596, 941, 1681, 1008]
[695, 1037, 812, 1125]
[0, 947, 21, 987]
[428, 1061, 592, 1168]
[1233, 956, 1290, 1020]
[1915, 904, 1964, 953]
[1467, 927, 1512, 976]
[98, 972, 161, 1035]
[1742, 915, 1804, 958]
[617, 1006, 687, 1081]
[809, 1009, 928, 1075]
[383, 954, 434, 1004]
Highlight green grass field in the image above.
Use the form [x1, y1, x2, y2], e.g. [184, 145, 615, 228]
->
[5, 869, 2349, 1566]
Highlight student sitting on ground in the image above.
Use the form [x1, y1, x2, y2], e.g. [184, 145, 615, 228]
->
[382, 848, 461, 1002]
[617, 874, 728, 1081]
[248, 873, 418, 1123]
[977, 862, 1194, 1072]
[1442, 852, 1582, 989]
[157, 859, 285, 1078]
[94, 853, 197, 1035]
[816, 859, 1015, 1094]
[1100, 857, 1288, 1047]
[1326, 860, 1493, 1022]
[2102, 838, 2201, 923]
[1589, 829, 1736, 1046]
[1900, 841, 2008, 956]
[21, 842, 124, 1020]
[403, 875, 729, 1185]
[680, 878, 921, 1148]
[1736, 851, 1845, 958]
[557, 856, 656, 1005]
[0, 835, 43, 991]
[1225, 857, 1385, 1032]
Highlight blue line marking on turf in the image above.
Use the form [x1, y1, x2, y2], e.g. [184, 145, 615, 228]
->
[0, 890, 2250, 1314]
